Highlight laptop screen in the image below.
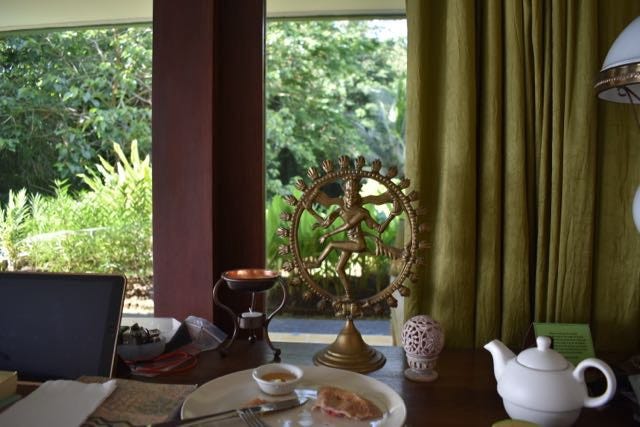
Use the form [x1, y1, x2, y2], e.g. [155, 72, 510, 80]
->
[0, 272, 125, 382]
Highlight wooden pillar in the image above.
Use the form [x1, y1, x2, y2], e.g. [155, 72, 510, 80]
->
[152, 0, 265, 327]
[211, 1, 266, 330]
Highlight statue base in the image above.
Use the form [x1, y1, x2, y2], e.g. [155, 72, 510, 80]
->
[313, 318, 386, 373]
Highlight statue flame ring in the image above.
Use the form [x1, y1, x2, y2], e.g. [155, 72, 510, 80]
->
[278, 156, 426, 318]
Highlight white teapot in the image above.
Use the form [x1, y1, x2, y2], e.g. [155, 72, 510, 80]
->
[485, 336, 616, 427]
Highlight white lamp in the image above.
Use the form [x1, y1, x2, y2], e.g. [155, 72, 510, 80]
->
[595, 16, 640, 231]
[634, 187, 640, 231]
[596, 16, 640, 103]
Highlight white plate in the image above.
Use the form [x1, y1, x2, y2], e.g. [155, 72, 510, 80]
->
[181, 365, 407, 427]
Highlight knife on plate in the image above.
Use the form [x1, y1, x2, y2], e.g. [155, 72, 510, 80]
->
[146, 397, 308, 427]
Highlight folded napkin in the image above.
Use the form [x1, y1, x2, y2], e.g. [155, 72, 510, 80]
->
[0, 379, 116, 427]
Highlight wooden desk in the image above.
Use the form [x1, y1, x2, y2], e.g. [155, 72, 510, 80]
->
[132, 341, 634, 426]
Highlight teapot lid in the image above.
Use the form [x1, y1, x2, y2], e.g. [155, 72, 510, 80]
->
[516, 336, 568, 371]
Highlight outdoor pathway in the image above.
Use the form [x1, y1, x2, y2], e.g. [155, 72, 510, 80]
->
[268, 318, 393, 346]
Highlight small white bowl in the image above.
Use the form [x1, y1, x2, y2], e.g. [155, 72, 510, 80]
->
[252, 363, 303, 395]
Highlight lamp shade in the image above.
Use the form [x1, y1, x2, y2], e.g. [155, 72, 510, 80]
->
[595, 16, 640, 103]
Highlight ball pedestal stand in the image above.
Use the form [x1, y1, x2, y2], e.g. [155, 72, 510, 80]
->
[212, 269, 287, 358]
[404, 354, 439, 382]
[401, 315, 445, 383]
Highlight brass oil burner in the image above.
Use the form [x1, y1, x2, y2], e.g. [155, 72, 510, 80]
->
[213, 269, 287, 357]
[278, 156, 427, 373]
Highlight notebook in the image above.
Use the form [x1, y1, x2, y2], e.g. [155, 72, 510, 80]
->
[0, 272, 126, 382]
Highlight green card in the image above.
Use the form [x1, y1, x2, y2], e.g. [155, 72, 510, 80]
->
[532, 323, 596, 365]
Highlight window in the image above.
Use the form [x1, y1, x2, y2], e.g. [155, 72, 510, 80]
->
[0, 26, 153, 315]
[265, 18, 407, 344]
[2, 1, 407, 326]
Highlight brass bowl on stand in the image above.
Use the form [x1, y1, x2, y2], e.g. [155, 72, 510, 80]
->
[213, 269, 287, 357]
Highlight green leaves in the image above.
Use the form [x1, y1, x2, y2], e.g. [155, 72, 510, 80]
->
[0, 142, 152, 283]
[266, 20, 406, 200]
[0, 27, 152, 196]
[0, 189, 29, 270]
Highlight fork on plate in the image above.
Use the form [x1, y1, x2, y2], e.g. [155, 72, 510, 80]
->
[237, 407, 270, 427]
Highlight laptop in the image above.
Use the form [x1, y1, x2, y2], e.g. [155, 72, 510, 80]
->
[0, 272, 126, 382]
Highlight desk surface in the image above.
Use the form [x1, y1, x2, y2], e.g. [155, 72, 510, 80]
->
[130, 340, 634, 426]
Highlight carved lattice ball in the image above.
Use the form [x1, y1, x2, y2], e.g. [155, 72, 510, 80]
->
[401, 315, 444, 358]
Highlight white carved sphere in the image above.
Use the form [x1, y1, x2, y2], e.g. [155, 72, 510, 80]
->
[401, 315, 444, 358]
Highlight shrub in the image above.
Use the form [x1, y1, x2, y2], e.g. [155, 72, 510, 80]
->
[19, 141, 152, 283]
[0, 189, 29, 270]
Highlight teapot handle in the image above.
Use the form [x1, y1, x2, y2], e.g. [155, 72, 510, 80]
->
[572, 358, 617, 408]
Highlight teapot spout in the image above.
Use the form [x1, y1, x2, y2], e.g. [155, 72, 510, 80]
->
[484, 339, 516, 381]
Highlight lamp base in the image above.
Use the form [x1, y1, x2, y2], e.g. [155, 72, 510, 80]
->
[313, 318, 385, 373]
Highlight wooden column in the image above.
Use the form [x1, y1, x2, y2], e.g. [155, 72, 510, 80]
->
[211, 1, 266, 331]
[152, 0, 265, 326]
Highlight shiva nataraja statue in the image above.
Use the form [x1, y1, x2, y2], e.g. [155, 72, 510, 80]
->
[277, 155, 428, 319]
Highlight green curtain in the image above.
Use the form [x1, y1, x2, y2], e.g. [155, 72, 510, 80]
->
[403, 0, 640, 352]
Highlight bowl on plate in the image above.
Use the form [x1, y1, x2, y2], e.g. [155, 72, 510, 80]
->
[252, 363, 303, 395]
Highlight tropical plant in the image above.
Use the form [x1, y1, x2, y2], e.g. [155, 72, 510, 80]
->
[25, 141, 152, 282]
[0, 189, 29, 270]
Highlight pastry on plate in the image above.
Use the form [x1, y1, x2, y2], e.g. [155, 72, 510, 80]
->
[312, 386, 383, 421]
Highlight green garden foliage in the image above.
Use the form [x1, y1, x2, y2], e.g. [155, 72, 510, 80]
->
[0, 189, 29, 270]
[264, 20, 406, 314]
[0, 142, 152, 284]
[0, 21, 405, 298]
[1, 21, 405, 202]
[266, 20, 406, 199]
[0, 27, 152, 196]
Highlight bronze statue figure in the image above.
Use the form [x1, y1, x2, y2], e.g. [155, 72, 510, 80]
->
[277, 155, 427, 372]
[304, 177, 406, 300]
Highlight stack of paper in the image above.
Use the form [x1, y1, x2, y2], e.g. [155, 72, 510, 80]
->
[0, 371, 17, 399]
[0, 380, 116, 427]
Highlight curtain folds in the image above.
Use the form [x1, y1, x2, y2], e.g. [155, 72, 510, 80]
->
[404, 0, 640, 352]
